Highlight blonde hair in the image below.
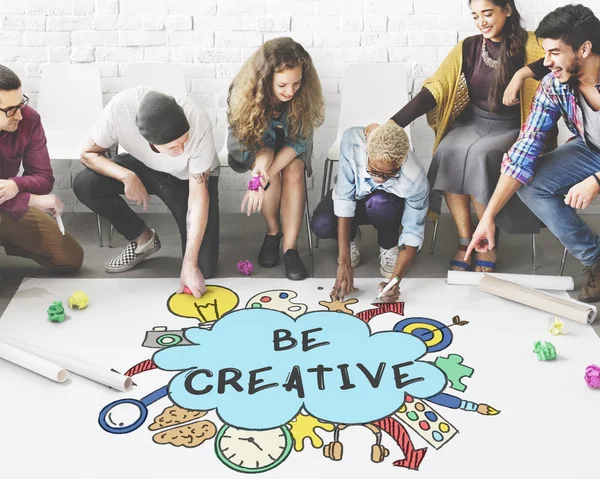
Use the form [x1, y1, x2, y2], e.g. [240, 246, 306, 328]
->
[227, 37, 325, 152]
[367, 121, 410, 167]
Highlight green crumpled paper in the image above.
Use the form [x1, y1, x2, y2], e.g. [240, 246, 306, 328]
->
[533, 340, 557, 361]
[47, 301, 65, 323]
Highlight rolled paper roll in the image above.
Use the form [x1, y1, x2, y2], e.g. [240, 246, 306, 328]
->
[447, 271, 574, 291]
[2, 339, 132, 391]
[0, 341, 69, 383]
[479, 275, 596, 325]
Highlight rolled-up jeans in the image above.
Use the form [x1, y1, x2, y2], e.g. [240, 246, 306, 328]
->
[73, 154, 220, 277]
[517, 137, 600, 267]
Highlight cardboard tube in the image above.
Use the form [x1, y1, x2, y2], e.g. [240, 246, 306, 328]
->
[479, 275, 596, 325]
[0, 341, 69, 383]
[447, 271, 574, 291]
[2, 339, 132, 391]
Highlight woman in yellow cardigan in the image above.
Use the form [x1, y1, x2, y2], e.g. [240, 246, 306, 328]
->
[371, 0, 555, 272]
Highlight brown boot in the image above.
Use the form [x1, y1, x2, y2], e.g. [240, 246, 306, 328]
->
[578, 263, 600, 303]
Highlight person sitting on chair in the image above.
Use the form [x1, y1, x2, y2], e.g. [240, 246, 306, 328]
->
[311, 121, 429, 302]
[226, 37, 325, 280]
[74, 86, 220, 297]
[0, 64, 83, 272]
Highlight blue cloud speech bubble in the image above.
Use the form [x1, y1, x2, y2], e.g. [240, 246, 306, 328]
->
[153, 309, 446, 430]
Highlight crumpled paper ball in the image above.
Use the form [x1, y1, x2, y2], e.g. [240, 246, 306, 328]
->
[47, 301, 65, 323]
[237, 260, 254, 276]
[584, 364, 600, 388]
[69, 291, 89, 310]
[247, 176, 263, 191]
[533, 340, 556, 361]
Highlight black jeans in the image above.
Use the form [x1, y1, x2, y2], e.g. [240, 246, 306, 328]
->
[73, 154, 219, 278]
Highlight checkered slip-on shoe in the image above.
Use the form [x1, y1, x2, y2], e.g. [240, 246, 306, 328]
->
[104, 229, 161, 273]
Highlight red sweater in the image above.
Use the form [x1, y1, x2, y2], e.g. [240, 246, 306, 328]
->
[0, 106, 54, 220]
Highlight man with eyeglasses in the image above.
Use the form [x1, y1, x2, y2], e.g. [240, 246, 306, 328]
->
[311, 121, 429, 301]
[0, 64, 83, 272]
[73, 86, 220, 298]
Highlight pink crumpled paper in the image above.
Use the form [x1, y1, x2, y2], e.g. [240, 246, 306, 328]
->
[237, 260, 254, 276]
[584, 364, 600, 388]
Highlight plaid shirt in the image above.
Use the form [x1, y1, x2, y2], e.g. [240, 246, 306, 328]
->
[501, 73, 600, 185]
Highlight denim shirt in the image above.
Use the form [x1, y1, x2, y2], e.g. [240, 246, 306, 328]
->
[228, 104, 312, 172]
[333, 127, 430, 250]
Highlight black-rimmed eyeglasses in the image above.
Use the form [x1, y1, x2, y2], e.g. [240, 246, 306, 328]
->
[0, 94, 29, 118]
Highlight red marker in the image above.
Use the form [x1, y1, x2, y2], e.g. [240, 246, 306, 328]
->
[183, 286, 193, 295]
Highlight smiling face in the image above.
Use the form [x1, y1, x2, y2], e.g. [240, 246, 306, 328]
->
[272, 65, 302, 103]
[0, 88, 24, 132]
[470, 0, 512, 43]
[542, 38, 583, 83]
[153, 131, 190, 157]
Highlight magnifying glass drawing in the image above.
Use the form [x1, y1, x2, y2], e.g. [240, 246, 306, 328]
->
[98, 385, 168, 434]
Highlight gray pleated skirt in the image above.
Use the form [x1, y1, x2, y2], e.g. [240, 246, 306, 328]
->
[428, 104, 540, 234]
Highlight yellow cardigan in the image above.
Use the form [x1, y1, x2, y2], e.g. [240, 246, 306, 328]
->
[423, 32, 555, 154]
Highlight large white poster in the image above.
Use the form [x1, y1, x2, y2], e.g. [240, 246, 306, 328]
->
[1, 277, 599, 479]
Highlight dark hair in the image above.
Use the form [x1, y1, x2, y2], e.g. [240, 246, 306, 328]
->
[469, 0, 528, 112]
[536, 4, 600, 55]
[0, 64, 21, 91]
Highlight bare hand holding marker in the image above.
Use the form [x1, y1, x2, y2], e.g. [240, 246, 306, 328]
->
[374, 276, 400, 303]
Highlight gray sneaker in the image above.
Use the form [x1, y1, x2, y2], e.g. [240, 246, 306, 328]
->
[104, 229, 161, 273]
[578, 262, 600, 303]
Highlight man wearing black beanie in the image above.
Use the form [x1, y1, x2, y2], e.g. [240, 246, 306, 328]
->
[74, 86, 220, 298]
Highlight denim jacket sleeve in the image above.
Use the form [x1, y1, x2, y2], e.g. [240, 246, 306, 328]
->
[332, 129, 358, 218]
[283, 130, 311, 156]
[227, 124, 278, 173]
[398, 152, 429, 251]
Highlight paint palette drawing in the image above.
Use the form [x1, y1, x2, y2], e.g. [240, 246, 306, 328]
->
[393, 395, 458, 449]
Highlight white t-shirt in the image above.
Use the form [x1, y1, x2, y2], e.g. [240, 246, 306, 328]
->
[91, 86, 219, 180]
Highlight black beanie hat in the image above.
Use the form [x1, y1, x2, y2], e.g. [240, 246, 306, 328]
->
[136, 91, 190, 145]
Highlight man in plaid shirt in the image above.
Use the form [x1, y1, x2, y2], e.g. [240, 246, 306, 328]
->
[467, 4, 600, 302]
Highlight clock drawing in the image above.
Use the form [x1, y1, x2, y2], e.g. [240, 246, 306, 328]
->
[215, 425, 293, 473]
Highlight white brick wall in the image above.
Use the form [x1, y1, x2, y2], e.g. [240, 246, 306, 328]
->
[1, 0, 599, 213]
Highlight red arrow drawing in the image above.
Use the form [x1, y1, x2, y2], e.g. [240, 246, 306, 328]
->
[374, 416, 427, 470]
[357, 302, 405, 324]
[125, 359, 157, 377]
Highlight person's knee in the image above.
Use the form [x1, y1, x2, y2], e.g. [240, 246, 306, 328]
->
[365, 191, 398, 218]
[310, 210, 333, 239]
[72, 168, 98, 203]
[46, 239, 84, 273]
[282, 159, 305, 182]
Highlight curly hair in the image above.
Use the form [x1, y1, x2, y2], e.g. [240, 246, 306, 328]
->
[367, 121, 411, 168]
[227, 37, 325, 153]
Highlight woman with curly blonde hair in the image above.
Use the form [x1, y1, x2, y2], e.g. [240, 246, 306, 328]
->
[227, 37, 324, 280]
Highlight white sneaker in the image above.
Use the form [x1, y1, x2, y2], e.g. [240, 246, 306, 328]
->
[379, 245, 399, 279]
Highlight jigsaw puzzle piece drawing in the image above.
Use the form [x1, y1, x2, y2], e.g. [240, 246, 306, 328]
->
[434, 354, 474, 392]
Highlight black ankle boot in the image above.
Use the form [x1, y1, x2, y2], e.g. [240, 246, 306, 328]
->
[258, 233, 282, 268]
[283, 249, 307, 280]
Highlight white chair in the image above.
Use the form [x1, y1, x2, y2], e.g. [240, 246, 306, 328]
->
[38, 63, 105, 245]
[123, 62, 187, 98]
[317, 63, 412, 247]
[218, 138, 315, 276]
[101, 63, 188, 247]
